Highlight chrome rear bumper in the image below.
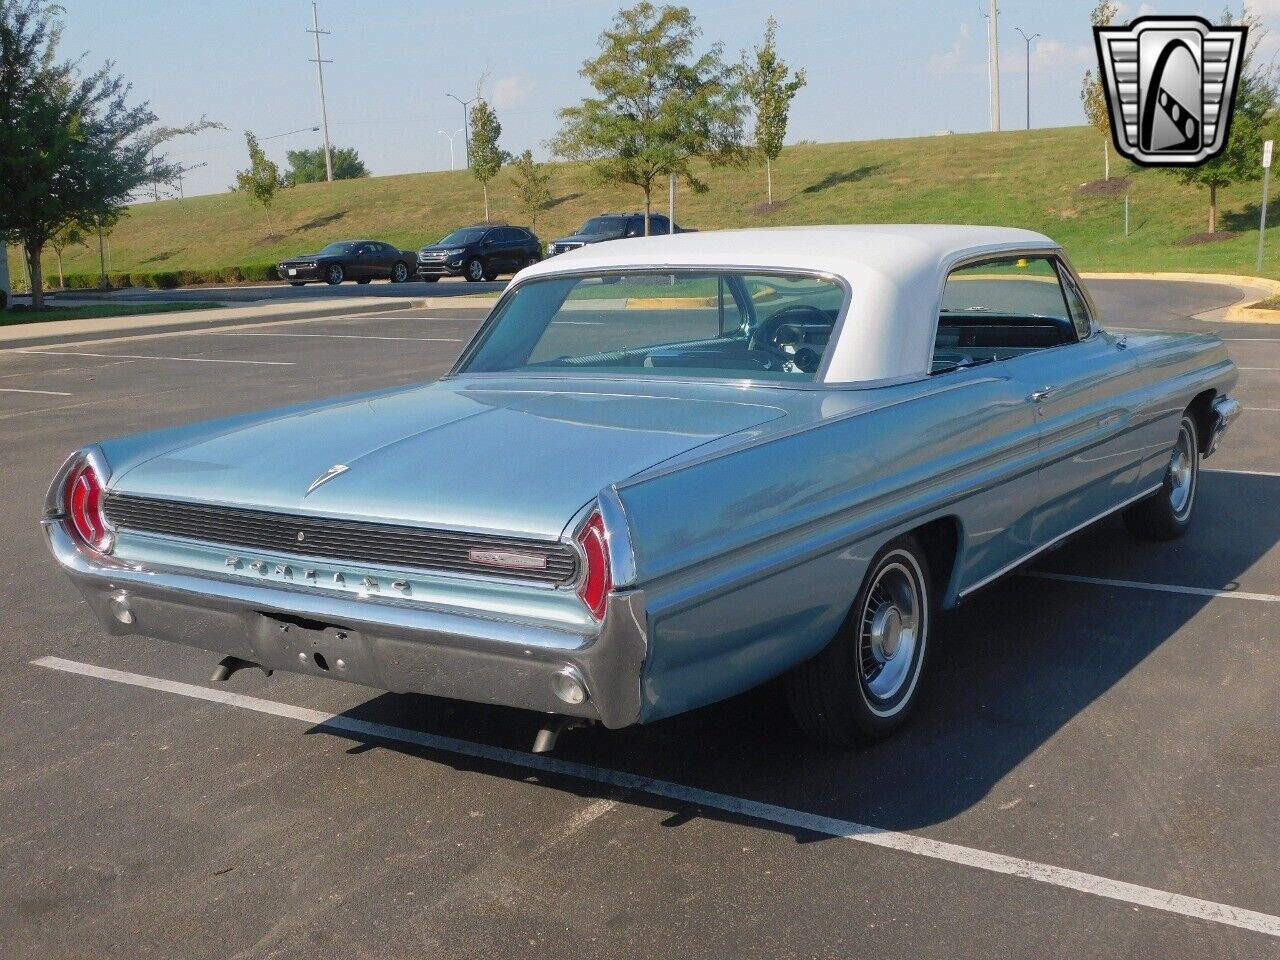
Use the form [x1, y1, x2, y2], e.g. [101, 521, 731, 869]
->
[1208, 395, 1242, 456]
[44, 521, 647, 728]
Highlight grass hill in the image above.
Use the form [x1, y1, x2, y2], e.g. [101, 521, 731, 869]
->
[10, 124, 1280, 288]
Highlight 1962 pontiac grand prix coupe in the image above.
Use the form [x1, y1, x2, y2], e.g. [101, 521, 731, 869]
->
[45, 226, 1240, 749]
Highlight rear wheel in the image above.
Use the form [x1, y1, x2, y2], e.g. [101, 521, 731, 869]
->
[1124, 412, 1199, 541]
[325, 264, 344, 285]
[785, 534, 934, 745]
[391, 261, 409, 283]
[465, 258, 485, 283]
[524, 255, 540, 270]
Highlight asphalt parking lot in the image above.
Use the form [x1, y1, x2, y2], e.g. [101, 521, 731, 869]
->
[1, 278, 1277, 959]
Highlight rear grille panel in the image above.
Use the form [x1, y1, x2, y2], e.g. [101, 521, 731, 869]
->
[104, 493, 578, 585]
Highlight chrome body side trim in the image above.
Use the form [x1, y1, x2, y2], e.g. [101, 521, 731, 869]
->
[957, 482, 1163, 598]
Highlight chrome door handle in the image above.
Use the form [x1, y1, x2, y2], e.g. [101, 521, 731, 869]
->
[1029, 386, 1056, 403]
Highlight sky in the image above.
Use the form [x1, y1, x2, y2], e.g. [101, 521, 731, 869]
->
[52, 0, 1280, 199]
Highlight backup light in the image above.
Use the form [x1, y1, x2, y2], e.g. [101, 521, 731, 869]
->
[575, 510, 611, 621]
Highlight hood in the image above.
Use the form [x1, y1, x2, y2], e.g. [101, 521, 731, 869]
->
[281, 253, 334, 263]
[111, 380, 788, 539]
[419, 242, 469, 254]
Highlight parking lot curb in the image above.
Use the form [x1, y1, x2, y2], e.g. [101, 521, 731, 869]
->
[1081, 271, 1280, 324]
[0, 298, 432, 349]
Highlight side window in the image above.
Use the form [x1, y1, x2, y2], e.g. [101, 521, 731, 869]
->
[1058, 265, 1094, 340]
[933, 255, 1079, 373]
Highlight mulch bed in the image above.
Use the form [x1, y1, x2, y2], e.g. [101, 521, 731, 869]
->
[1178, 231, 1238, 245]
[1074, 177, 1131, 198]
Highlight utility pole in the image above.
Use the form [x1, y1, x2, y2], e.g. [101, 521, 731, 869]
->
[307, 1, 334, 182]
[447, 93, 476, 168]
[986, 0, 1001, 132]
[668, 173, 675, 233]
[1015, 28, 1038, 130]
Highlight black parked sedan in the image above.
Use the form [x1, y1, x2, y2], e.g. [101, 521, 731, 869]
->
[277, 240, 417, 286]
[416, 225, 541, 282]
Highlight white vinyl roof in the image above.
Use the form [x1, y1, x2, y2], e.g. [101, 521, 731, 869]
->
[516, 225, 1061, 382]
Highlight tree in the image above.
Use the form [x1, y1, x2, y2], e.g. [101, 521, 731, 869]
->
[48, 218, 87, 288]
[141, 115, 224, 200]
[234, 131, 281, 235]
[1171, 10, 1275, 234]
[1080, 0, 1118, 181]
[739, 17, 806, 206]
[0, 0, 161, 307]
[469, 96, 503, 221]
[509, 150, 552, 227]
[552, 2, 745, 234]
[284, 145, 368, 185]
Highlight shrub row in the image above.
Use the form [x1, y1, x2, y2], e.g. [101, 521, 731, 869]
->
[57, 262, 281, 290]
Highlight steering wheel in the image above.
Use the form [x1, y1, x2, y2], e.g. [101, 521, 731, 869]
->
[748, 304, 835, 355]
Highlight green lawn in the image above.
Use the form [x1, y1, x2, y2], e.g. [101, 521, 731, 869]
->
[0, 301, 221, 327]
[9, 124, 1280, 287]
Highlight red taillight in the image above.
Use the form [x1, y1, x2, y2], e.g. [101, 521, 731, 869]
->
[63, 459, 110, 552]
[576, 511, 612, 621]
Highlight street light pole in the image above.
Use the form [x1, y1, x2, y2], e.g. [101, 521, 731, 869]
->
[438, 129, 463, 170]
[446, 93, 476, 169]
[1015, 28, 1039, 130]
[307, 1, 335, 182]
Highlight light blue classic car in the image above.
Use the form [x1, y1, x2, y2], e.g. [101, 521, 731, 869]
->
[44, 226, 1240, 750]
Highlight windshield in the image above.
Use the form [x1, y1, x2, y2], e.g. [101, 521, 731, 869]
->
[579, 216, 627, 236]
[456, 270, 846, 383]
[438, 228, 487, 246]
[319, 242, 357, 256]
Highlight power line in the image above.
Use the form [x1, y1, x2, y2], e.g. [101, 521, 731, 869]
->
[307, 1, 335, 182]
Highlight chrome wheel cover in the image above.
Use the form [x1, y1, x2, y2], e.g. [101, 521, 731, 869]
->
[393, 263, 407, 282]
[327, 265, 342, 283]
[1168, 420, 1197, 519]
[468, 259, 484, 281]
[858, 553, 926, 711]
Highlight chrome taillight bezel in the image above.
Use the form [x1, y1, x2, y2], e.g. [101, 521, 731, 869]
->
[46, 446, 115, 554]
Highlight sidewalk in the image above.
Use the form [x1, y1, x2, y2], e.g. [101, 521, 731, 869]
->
[0, 294, 499, 349]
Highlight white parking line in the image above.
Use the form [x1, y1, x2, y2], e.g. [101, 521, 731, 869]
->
[31, 655, 1280, 940]
[0, 387, 72, 396]
[16, 349, 294, 366]
[1244, 407, 1280, 412]
[1025, 571, 1280, 603]
[212, 332, 462, 342]
[1236, 367, 1280, 371]
[1206, 466, 1280, 478]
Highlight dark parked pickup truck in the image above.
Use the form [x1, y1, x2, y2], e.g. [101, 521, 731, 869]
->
[546, 213, 691, 256]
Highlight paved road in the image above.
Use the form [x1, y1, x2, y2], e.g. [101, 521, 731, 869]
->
[23, 275, 508, 305]
[1, 279, 1277, 959]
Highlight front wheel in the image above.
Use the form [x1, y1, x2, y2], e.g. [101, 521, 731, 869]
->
[785, 534, 934, 745]
[464, 258, 486, 283]
[1124, 412, 1199, 541]
[391, 261, 409, 283]
[325, 264, 344, 285]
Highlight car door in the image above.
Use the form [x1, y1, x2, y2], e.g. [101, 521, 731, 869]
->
[990, 258, 1144, 547]
[349, 243, 375, 279]
[374, 242, 396, 277]
[497, 229, 521, 272]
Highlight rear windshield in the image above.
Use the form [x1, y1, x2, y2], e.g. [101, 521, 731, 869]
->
[456, 270, 846, 383]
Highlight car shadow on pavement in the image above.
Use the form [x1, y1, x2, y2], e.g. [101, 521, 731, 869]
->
[300, 471, 1280, 836]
